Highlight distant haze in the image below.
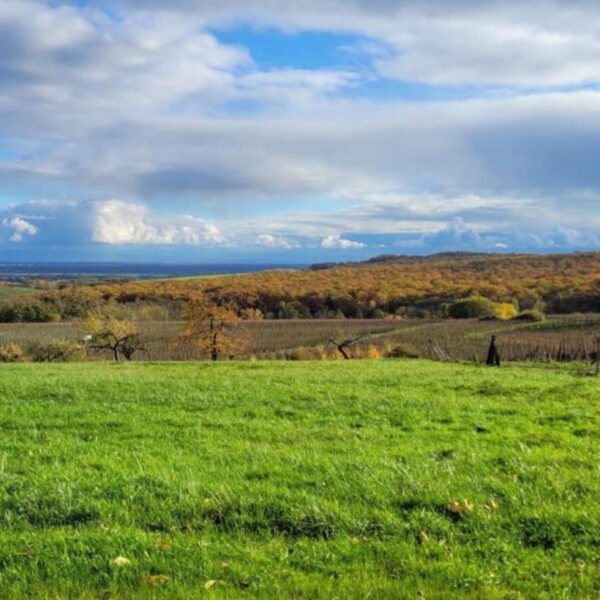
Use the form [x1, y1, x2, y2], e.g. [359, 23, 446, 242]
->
[0, 262, 304, 280]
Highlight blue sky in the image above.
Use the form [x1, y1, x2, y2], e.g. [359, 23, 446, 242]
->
[0, 0, 599, 262]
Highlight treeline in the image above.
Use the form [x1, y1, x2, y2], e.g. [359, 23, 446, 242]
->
[1, 252, 598, 322]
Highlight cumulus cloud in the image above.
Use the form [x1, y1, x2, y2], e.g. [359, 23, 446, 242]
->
[1, 195, 598, 258]
[543, 227, 600, 249]
[321, 235, 364, 249]
[422, 217, 600, 253]
[2, 216, 38, 242]
[92, 200, 226, 245]
[425, 218, 482, 249]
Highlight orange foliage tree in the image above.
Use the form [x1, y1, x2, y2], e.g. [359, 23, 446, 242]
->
[176, 295, 250, 361]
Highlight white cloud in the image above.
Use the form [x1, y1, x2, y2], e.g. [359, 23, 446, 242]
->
[256, 234, 299, 249]
[58, 0, 600, 87]
[7, 88, 600, 208]
[2, 216, 38, 242]
[0, 1, 599, 258]
[1, 195, 598, 256]
[0, 1, 250, 123]
[92, 200, 226, 245]
[321, 234, 364, 249]
[370, 7, 600, 87]
[2, 2, 600, 209]
[422, 217, 600, 252]
[237, 69, 359, 104]
[426, 218, 482, 248]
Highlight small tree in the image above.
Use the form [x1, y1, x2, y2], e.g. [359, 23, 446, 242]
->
[82, 315, 144, 362]
[176, 295, 249, 361]
[328, 332, 370, 360]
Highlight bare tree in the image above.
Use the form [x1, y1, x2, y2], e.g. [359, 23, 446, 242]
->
[328, 332, 370, 360]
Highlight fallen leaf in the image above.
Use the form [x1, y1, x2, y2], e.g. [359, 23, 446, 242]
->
[485, 498, 500, 512]
[155, 541, 172, 551]
[142, 574, 170, 586]
[111, 556, 131, 567]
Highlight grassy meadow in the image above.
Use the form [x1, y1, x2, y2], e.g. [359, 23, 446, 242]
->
[0, 360, 599, 598]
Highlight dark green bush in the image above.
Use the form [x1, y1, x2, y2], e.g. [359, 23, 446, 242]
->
[448, 297, 496, 319]
[514, 310, 546, 322]
[0, 301, 60, 323]
[386, 342, 421, 359]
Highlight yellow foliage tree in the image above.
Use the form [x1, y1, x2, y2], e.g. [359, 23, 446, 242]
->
[82, 315, 143, 361]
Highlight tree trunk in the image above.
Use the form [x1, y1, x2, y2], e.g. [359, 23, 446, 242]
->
[329, 338, 351, 359]
[211, 332, 219, 361]
[337, 344, 350, 360]
[486, 335, 500, 366]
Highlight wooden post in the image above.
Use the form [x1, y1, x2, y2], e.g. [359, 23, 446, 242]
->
[486, 335, 501, 367]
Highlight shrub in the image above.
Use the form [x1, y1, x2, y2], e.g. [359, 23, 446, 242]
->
[314, 344, 337, 360]
[370, 309, 386, 320]
[365, 345, 383, 359]
[0, 301, 60, 323]
[386, 342, 421, 359]
[28, 340, 86, 363]
[288, 347, 313, 361]
[514, 310, 546, 322]
[449, 297, 496, 319]
[0, 343, 25, 363]
[494, 302, 519, 320]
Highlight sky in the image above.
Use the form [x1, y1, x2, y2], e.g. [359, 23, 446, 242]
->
[0, 0, 599, 263]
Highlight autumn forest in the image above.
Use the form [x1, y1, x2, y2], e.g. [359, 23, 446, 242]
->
[1, 252, 598, 323]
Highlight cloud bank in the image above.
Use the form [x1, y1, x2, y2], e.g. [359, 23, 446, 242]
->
[0, 0, 598, 260]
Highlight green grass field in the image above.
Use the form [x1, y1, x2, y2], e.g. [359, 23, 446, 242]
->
[0, 361, 598, 599]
